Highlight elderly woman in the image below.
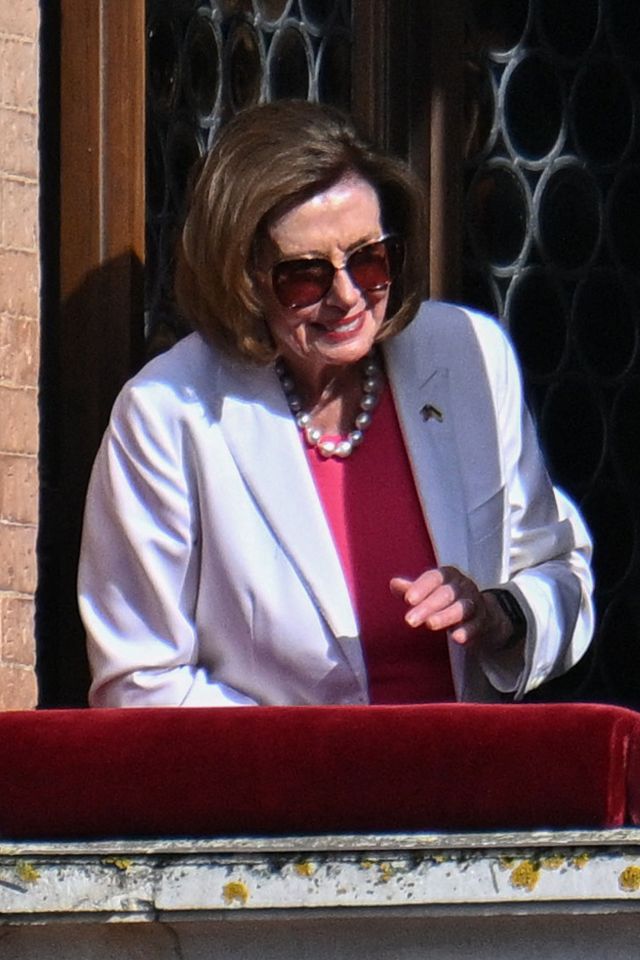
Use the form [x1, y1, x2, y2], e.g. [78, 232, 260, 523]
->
[78, 100, 593, 707]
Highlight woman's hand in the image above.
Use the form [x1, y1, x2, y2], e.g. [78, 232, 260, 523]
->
[390, 566, 515, 652]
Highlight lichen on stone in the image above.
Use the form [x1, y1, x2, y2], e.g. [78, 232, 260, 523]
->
[509, 860, 540, 892]
[223, 880, 250, 905]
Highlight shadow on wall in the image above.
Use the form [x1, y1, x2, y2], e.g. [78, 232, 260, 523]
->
[37, 251, 144, 707]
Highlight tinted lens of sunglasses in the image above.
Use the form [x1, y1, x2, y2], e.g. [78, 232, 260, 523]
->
[272, 236, 404, 309]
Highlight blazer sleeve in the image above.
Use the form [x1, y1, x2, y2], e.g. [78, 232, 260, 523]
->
[474, 316, 594, 699]
[78, 381, 258, 708]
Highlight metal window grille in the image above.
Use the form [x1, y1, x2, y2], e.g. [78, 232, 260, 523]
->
[462, 0, 640, 703]
[145, 0, 352, 353]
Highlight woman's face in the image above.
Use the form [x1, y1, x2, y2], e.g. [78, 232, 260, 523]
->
[258, 174, 390, 390]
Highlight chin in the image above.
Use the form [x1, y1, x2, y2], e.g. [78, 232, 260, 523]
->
[318, 342, 375, 374]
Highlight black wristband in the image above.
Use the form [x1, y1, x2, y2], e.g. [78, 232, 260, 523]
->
[483, 588, 527, 649]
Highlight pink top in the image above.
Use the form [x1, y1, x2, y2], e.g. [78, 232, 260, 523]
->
[305, 384, 455, 704]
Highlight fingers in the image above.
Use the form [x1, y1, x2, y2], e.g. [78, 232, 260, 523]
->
[390, 567, 519, 652]
[449, 609, 487, 646]
[389, 576, 413, 599]
[390, 566, 485, 641]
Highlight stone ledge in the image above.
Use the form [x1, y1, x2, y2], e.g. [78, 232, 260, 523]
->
[1, 829, 640, 923]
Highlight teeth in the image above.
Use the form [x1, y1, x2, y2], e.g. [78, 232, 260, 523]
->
[330, 316, 360, 333]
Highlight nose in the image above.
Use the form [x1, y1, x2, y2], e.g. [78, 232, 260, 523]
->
[325, 264, 361, 308]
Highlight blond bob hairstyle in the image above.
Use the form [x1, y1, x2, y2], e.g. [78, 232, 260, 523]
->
[175, 100, 428, 364]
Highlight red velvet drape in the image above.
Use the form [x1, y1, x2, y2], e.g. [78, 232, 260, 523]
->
[1, 703, 638, 839]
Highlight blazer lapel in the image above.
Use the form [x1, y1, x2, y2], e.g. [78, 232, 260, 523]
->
[217, 359, 359, 646]
[384, 301, 509, 700]
[384, 325, 471, 575]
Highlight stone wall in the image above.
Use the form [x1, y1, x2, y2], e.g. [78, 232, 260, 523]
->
[0, 1, 39, 709]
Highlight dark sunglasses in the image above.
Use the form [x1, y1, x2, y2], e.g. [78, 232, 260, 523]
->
[271, 235, 404, 309]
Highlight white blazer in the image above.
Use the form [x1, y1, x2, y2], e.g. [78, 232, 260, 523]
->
[78, 301, 594, 707]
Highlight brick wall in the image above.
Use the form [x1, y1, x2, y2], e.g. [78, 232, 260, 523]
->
[0, 2, 39, 709]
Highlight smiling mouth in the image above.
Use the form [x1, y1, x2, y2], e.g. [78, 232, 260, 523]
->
[314, 313, 365, 340]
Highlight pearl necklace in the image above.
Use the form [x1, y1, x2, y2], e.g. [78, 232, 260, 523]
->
[275, 352, 383, 459]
